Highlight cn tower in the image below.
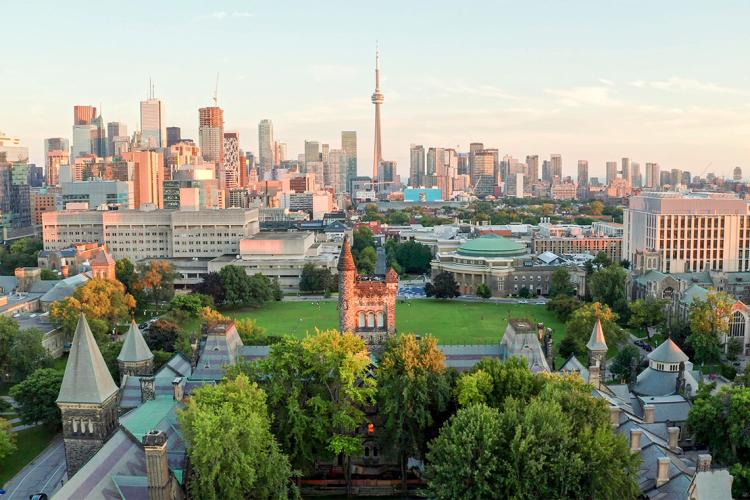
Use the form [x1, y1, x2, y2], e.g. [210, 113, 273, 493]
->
[371, 45, 384, 181]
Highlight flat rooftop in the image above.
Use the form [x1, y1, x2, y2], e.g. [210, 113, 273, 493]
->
[245, 231, 311, 240]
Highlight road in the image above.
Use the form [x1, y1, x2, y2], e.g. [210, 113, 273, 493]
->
[2, 434, 66, 500]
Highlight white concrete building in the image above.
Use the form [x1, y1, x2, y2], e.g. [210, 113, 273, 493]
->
[42, 207, 259, 261]
[61, 180, 134, 209]
[624, 192, 750, 273]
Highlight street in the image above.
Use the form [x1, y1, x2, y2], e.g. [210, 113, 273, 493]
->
[2, 435, 66, 500]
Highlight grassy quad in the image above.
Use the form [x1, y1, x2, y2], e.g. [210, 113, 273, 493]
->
[0, 426, 59, 486]
[227, 299, 566, 346]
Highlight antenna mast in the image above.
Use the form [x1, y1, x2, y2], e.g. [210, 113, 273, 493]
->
[213, 73, 219, 106]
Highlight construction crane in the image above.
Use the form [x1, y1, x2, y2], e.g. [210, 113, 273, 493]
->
[213, 73, 219, 106]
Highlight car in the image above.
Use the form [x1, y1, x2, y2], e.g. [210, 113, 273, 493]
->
[518, 300, 529, 304]
[643, 345, 653, 352]
[139, 323, 149, 330]
[535, 301, 545, 305]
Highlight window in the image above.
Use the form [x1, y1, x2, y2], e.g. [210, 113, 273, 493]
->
[731, 311, 746, 338]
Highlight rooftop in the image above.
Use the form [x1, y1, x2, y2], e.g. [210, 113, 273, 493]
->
[457, 234, 526, 258]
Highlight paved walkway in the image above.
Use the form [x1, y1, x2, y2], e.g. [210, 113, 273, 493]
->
[2, 434, 65, 499]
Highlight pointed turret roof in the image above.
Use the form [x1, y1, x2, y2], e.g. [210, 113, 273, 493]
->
[337, 236, 356, 272]
[586, 318, 608, 352]
[117, 320, 153, 363]
[91, 249, 115, 267]
[386, 267, 399, 283]
[57, 312, 119, 404]
[648, 338, 689, 364]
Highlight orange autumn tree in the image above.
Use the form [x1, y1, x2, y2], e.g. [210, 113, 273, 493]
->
[50, 278, 136, 340]
[134, 260, 178, 311]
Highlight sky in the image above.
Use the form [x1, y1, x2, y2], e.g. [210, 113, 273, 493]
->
[2, 0, 749, 180]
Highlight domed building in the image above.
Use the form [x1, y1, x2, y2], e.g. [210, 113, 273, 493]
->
[430, 234, 585, 297]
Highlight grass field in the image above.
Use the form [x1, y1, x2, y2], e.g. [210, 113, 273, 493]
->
[228, 299, 566, 346]
[0, 426, 59, 486]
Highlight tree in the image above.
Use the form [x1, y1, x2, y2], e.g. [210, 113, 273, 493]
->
[302, 331, 376, 495]
[428, 376, 640, 499]
[688, 291, 734, 364]
[629, 298, 669, 337]
[135, 260, 178, 311]
[549, 268, 576, 297]
[0, 316, 21, 378]
[8, 328, 51, 381]
[565, 302, 626, 352]
[352, 226, 376, 257]
[50, 278, 135, 339]
[235, 318, 268, 344]
[0, 418, 16, 463]
[518, 286, 530, 298]
[454, 357, 544, 410]
[146, 319, 181, 352]
[356, 246, 377, 274]
[609, 345, 642, 383]
[170, 294, 214, 316]
[590, 200, 604, 216]
[299, 264, 333, 293]
[425, 272, 460, 299]
[558, 334, 583, 361]
[272, 277, 283, 301]
[394, 240, 432, 274]
[178, 375, 297, 499]
[218, 266, 274, 309]
[116, 257, 147, 314]
[386, 210, 410, 225]
[0, 237, 42, 274]
[475, 283, 491, 299]
[40, 268, 60, 280]
[193, 272, 226, 306]
[9, 368, 63, 428]
[546, 294, 581, 321]
[589, 264, 628, 319]
[378, 335, 451, 494]
[688, 384, 750, 498]
[592, 251, 613, 268]
[727, 337, 744, 361]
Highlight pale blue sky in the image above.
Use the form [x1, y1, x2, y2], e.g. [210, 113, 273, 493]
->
[2, 0, 749, 179]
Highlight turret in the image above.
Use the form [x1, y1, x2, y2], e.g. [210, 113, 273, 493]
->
[57, 312, 119, 476]
[586, 318, 608, 373]
[338, 237, 358, 333]
[117, 320, 154, 383]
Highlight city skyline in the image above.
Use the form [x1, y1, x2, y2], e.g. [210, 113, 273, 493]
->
[2, 1, 749, 179]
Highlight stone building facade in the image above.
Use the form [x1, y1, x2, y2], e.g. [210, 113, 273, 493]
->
[338, 237, 398, 348]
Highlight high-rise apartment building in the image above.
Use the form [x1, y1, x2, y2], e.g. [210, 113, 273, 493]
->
[471, 150, 495, 185]
[106, 122, 127, 157]
[409, 145, 425, 187]
[258, 119, 274, 175]
[380, 160, 396, 183]
[46, 150, 69, 186]
[73, 105, 96, 125]
[341, 131, 357, 193]
[44, 138, 69, 155]
[621, 157, 631, 184]
[734, 167, 743, 181]
[623, 192, 750, 273]
[0, 154, 32, 238]
[121, 150, 164, 208]
[140, 98, 165, 148]
[71, 124, 95, 159]
[0, 134, 28, 163]
[275, 142, 287, 165]
[525, 155, 539, 184]
[645, 163, 660, 188]
[199, 107, 224, 165]
[670, 168, 682, 187]
[577, 160, 589, 187]
[606, 161, 618, 185]
[550, 154, 562, 183]
[166, 127, 181, 147]
[223, 132, 240, 190]
[305, 140, 320, 167]
[631, 162, 642, 188]
[327, 149, 348, 193]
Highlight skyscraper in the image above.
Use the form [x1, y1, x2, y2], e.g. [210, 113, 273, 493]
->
[621, 157, 631, 184]
[44, 138, 69, 155]
[73, 105, 96, 125]
[371, 47, 384, 180]
[199, 107, 224, 165]
[140, 98, 165, 148]
[734, 166, 743, 181]
[107, 122, 127, 157]
[577, 160, 589, 186]
[166, 127, 181, 147]
[645, 162, 660, 188]
[550, 154, 562, 182]
[606, 161, 618, 185]
[305, 140, 321, 166]
[258, 119, 274, 175]
[631, 162, 642, 188]
[409, 145, 425, 187]
[223, 132, 240, 189]
[341, 131, 357, 193]
[525, 155, 539, 183]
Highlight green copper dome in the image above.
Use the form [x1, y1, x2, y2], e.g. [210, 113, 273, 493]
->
[457, 234, 526, 257]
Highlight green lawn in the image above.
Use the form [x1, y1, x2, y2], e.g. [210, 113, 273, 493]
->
[0, 426, 59, 486]
[228, 299, 566, 346]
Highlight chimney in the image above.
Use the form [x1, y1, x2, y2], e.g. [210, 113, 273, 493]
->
[643, 404, 655, 424]
[588, 364, 600, 389]
[172, 377, 184, 401]
[667, 427, 680, 452]
[696, 454, 712, 472]
[630, 428, 642, 452]
[140, 376, 156, 402]
[143, 430, 171, 500]
[609, 406, 621, 428]
[656, 456, 671, 487]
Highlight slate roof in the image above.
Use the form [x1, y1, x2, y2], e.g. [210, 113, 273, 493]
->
[39, 273, 91, 304]
[117, 320, 153, 363]
[634, 365, 700, 398]
[57, 313, 119, 405]
[0, 275, 17, 293]
[634, 395, 692, 424]
[634, 270, 668, 285]
[189, 323, 243, 381]
[586, 319, 608, 352]
[559, 355, 589, 380]
[499, 321, 550, 373]
[439, 344, 502, 372]
[648, 338, 689, 364]
[679, 284, 709, 306]
[119, 354, 192, 410]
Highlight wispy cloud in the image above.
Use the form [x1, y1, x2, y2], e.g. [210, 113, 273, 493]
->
[310, 64, 359, 84]
[544, 85, 622, 107]
[598, 78, 615, 86]
[423, 78, 518, 100]
[197, 11, 253, 21]
[630, 77, 746, 95]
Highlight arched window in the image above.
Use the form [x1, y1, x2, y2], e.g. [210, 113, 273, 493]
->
[358, 312, 365, 328]
[731, 311, 746, 338]
[663, 287, 674, 299]
[367, 312, 375, 328]
[376, 311, 384, 328]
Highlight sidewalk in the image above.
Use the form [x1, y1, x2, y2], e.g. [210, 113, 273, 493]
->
[2, 434, 66, 499]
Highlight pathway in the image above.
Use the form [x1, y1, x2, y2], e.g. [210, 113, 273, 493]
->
[2, 434, 65, 500]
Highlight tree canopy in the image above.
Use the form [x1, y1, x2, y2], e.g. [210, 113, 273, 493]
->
[426, 272, 460, 299]
[688, 291, 734, 364]
[178, 374, 297, 499]
[588, 264, 628, 320]
[10, 368, 63, 428]
[0, 418, 16, 463]
[564, 302, 626, 357]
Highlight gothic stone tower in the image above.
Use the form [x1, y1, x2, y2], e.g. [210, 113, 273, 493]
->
[338, 236, 398, 349]
[117, 319, 154, 383]
[57, 313, 120, 476]
[586, 318, 608, 373]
